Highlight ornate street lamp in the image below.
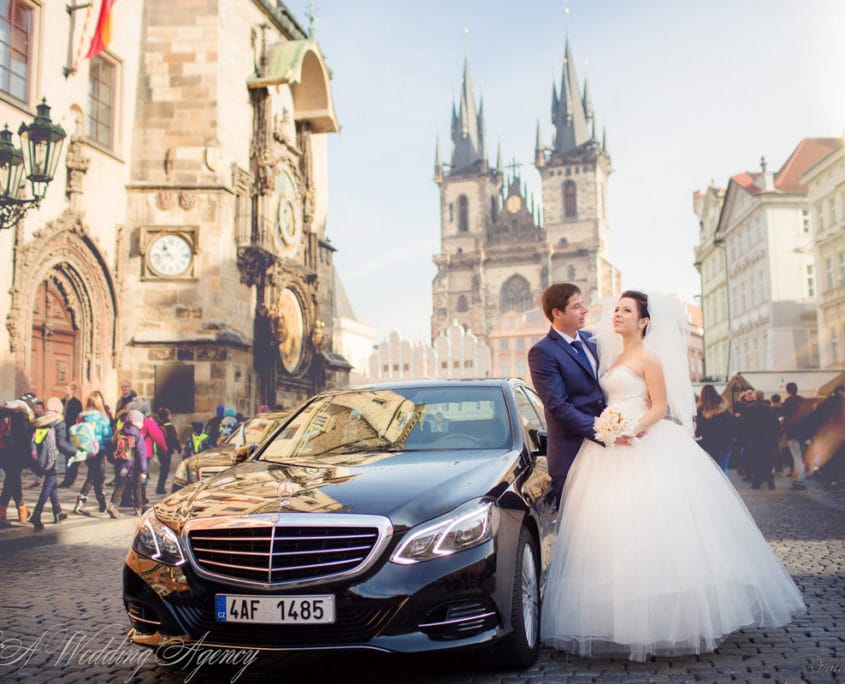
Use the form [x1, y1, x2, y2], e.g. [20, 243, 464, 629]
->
[0, 98, 66, 231]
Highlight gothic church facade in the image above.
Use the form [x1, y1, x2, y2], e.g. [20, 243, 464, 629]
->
[432, 40, 621, 342]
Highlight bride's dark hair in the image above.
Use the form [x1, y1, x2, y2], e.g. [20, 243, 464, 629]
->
[620, 290, 650, 336]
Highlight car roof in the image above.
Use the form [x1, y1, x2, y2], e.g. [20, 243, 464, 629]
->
[323, 378, 517, 395]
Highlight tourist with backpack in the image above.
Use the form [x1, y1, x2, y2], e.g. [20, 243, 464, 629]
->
[107, 409, 147, 518]
[29, 397, 77, 530]
[0, 397, 35, 527]
[155, 407, 181, 495]
[72, 393, 113, 516]
[183, 421, 212, 459]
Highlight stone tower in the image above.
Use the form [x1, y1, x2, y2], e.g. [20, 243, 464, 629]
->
[431, 60, 503, 340]
[432, 40, 619, 345]
[536, 39, 619, 302]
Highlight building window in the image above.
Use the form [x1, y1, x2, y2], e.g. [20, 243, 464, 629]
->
[500, 339, 508, 350]
[458, 195, 469, 232]
[463, 359, 472, 368]
[818, 204, 825, 232]
[0, 0, 32, 101]
[456, 294, 468, 312]
[490, 195, 498, 223]
[567, 264, 576, 279]
[831, 198, 837, 226]
[801, 209, 810, 234]
[88, 56, 116, 148]
[563, 180, 577, 218]
[806, 264, 815, 297]
[501, 360, 510, 375]
[500, 274, 532, 312]
[826, 257, 834, 290]
[516, 337, 525, 350]
[448, 203, 453, 223]
[839, 251, 845, 286]
[453, 360, 460, 369]
[441, 361, 448, 370]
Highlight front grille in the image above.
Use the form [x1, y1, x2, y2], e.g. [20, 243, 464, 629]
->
[183, 515, 393, 589]
[171, 600, 400, 648]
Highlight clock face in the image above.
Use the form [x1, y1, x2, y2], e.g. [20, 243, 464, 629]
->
[274, 169, 302, 253]
[505, 195, 522, 214]
[148, 234, 192, 277]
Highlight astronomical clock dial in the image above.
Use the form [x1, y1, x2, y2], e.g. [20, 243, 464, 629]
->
[147, 233, 193, 278]
[505, 194, 522, 214]
[276, 287, 305, 373]
[274, 168, 302, 255]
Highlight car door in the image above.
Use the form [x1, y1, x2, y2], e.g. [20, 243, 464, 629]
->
[514, 384, 558, 579]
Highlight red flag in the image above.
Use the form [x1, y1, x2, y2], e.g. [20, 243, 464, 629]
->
[85, 0, 117, 59]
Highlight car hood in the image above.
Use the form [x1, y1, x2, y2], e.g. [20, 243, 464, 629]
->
[156, 449, 519, 531]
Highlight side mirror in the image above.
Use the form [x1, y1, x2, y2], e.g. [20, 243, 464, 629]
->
[235, 443, 257, 463]
[528, 429, 547, 456]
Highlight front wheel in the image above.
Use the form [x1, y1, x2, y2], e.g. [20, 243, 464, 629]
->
[497, 527, 540, 669]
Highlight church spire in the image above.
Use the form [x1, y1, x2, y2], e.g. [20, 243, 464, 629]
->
[552, 38, 591, 154]
[496, 139, 503, 176]
[535, 119, 545, 167]
[434, 135, 443, 183]
[450, 59, 485, 174]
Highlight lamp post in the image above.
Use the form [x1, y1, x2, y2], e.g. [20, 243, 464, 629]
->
[0, 98, 67, 231]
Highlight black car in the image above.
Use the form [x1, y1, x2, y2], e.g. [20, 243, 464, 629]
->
[123, 379, 556, 667]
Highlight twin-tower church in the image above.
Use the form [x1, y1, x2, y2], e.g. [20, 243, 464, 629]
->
[432, 40, 621, 342]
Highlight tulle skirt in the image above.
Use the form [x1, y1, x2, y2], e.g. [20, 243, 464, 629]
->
[541, 419, 806, 661]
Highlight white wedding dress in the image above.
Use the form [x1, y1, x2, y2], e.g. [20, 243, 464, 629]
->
[541, 365, 806, 661]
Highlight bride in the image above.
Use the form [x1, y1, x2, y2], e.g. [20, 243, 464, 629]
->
[541, 290, 806, 661]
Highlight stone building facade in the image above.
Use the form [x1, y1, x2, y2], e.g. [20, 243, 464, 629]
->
[693, 185, 729, 380]
[1, 0, 345, 423]
[431, 40, 620, 344]
[801, 142, 845, 368]
[710, 139, 840, 375]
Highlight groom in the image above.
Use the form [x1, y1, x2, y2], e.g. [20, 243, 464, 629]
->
[528, 283, 606, 503]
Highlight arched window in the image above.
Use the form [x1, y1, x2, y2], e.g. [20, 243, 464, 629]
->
[567, 265, 576, 279]
[563, 180, 577, 218]
[490, 195, 498, 223]
[500, 274, 533, 312]
[456, 294, 468, 312]
[458, 195, 469, 232]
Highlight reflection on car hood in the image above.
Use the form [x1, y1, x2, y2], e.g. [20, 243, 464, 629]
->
[155, 449, 518, 531]
[183, 444, 238, 471]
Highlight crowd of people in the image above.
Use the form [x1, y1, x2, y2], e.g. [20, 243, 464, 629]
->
[0, 380, 249, 530]
[696, 381, 845, 489]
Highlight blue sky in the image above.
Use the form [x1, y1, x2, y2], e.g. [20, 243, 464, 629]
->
[286, 0, 845, 343]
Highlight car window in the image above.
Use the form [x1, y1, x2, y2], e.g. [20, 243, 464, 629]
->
[259, 387, 512, 461]
[516, 386, 546, 452]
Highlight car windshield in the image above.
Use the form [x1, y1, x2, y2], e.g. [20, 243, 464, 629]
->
[226, 414, 288, 447]
[258, 386, 511, 462]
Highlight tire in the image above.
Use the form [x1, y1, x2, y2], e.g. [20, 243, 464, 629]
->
[497, 526, 540, 669]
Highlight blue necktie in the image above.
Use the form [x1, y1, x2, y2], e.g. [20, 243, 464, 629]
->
[571, 340, 594, 378]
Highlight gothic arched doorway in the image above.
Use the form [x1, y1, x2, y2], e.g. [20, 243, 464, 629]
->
[30, 278, 79, 398]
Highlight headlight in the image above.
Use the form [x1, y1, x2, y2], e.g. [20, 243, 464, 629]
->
[391, 500, 498, 565]
[132, 509, 186, 566]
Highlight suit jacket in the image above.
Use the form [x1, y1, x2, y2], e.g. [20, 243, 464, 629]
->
[528, 327, 606, 489]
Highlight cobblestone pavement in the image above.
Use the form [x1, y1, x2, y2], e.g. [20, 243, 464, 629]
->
[0, 471, 842, 683]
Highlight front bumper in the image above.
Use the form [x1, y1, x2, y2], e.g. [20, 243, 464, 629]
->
[123, 537, 510, 653]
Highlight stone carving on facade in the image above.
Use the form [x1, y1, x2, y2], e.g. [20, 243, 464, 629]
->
[236, 246, 275, 287]
[156, 189, 174, 210]
[178, 190, 197, 210]
[65, 136, 90, 209]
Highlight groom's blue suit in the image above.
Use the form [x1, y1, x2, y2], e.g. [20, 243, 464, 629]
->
[528, 327, 606, 501]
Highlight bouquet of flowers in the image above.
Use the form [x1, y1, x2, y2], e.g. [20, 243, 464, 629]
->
[594, 405, 638, 445]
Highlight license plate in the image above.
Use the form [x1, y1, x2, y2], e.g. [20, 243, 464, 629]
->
[215, 594, 335, 624]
